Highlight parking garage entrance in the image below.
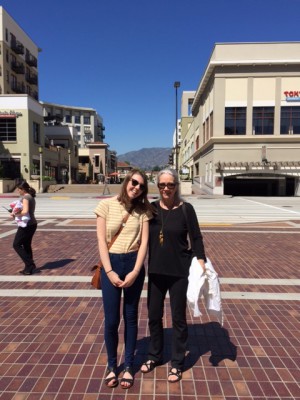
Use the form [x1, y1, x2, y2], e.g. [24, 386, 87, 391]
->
[224, 174, 298, 196]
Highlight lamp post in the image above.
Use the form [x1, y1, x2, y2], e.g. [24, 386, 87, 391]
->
[38, 146, 43, 193]
[68, 148, 72, 184]
[174, 81, 180, 173]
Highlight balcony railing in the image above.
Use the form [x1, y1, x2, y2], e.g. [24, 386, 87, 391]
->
[11, 82, 25, 94]
[10, 40, 24, 55]
[11, 61, 25, 74]
[25, 73, 38, 85]
[32, 91, 39, 100]
[25, 54, 37, 67]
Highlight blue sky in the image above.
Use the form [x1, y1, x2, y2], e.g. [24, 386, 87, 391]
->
[2, 0, 300, 155]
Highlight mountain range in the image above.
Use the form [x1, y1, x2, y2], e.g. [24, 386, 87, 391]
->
[117, 147, 172, 170]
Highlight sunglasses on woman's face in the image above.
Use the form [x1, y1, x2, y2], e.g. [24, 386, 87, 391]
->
[157, 182, 176, 190]
[130, 178, 146, 191]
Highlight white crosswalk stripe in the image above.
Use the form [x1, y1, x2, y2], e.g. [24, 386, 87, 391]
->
[1, 195, 300, 224]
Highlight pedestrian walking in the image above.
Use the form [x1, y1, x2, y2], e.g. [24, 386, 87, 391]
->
[11, 181, 38, 275]
[94, 169, 152, 389]
[141, 168, 206, 382]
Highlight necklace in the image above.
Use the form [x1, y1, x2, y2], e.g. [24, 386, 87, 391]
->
[159, 201, 173, 246]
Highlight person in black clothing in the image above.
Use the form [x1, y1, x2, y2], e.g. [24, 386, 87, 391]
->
[11, 181, 38, 275]
[140, 168, 206, 382]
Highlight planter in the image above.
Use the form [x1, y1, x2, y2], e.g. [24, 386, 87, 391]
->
[180, 180, 192, 195]
[0, 179, 16, 193]
[31, 175, 39, 180]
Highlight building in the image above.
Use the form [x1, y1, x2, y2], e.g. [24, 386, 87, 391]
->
[0, 94, 77, 184]
[40, 101, 105, 148]
[178, 91, 195, 177]
[181, 42, 300, 196]
[41, 102, 116, 183]
[0, 6, 113, 189]
[0, 6, 40, 100]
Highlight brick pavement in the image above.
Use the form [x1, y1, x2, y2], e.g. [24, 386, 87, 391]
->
[0, 217, 299, 399]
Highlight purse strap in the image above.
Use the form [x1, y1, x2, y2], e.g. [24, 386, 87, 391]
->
[107, 213, 130, 250]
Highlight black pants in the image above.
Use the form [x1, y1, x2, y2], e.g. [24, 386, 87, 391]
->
[13, 224, 37, 271]
[147, 274, 188, 370]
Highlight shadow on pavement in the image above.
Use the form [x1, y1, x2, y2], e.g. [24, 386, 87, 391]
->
[186, 321, 237, 368]
[135, 322, 237, 372]
[36, 258, 75, 272]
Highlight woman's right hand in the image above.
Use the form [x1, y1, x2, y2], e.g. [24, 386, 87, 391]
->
[107, 271, 123, 287]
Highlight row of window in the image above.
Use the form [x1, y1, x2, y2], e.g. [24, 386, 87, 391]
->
[0, 118, 40, 143]
[64, 115, 90, 124]
[225, 106, 300, 135]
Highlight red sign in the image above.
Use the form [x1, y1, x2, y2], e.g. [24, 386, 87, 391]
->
[284, 91, 300, 98]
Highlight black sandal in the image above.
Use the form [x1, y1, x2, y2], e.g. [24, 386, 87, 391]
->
[120, 366, 134, 389]
[104, 367, 118, 388]
[140, 359, 159, 374]
[168, 367, 182, 383]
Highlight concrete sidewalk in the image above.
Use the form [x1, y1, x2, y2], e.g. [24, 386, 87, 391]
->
[0, 217, 299, 399]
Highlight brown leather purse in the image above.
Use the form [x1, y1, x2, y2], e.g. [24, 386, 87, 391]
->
[91, 213, 130, 289]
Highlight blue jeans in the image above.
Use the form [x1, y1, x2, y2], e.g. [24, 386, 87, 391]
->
[101, 251, 145, 369]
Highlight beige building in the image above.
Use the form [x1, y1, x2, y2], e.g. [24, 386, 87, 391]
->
[0, 6, 113, 189]
[0, 94, 77, 185]
[40, 101, 105, 148]
[180, 42, 300, 196]
[0, 6, 39, 100]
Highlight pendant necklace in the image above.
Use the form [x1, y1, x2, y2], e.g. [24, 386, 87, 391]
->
[159, 202, 173, 246]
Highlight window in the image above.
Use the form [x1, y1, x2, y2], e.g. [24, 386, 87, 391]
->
[209, 111, 213, 138]
[74, 115, 80, 124]
[65, 115, 71, 123]
[5, 28, 8, 42]
[11, 74, 17, 89]
[0, 117, 17, 141]
[33, 122, 40, 144]
[253, 107, 274, 135]
[225, 107, 246, 135]
[188, 99, 193, 116]
[280, 106, 300, 135]
[84, 116, 90, 124]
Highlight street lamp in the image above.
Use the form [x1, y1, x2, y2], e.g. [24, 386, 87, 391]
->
[38, 146, 43, 193]
[174, 81, 180, 173]
[68, 148, 72, 184]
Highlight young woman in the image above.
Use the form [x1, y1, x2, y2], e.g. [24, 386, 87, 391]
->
[11, 181, 38, 275]
[141, 168, 206, 382]
[94, 169, 152, 389]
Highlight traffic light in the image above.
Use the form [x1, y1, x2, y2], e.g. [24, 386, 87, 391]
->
[168, 154, 173, 165]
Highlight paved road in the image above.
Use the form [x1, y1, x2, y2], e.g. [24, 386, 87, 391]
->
[0, 194, 299, 399]
[1, 194, 300, 224]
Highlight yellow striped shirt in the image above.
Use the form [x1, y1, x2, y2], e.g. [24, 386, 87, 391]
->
[94, 197, 152, 253]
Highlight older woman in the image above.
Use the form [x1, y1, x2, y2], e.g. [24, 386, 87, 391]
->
[141, 168, 206, 382]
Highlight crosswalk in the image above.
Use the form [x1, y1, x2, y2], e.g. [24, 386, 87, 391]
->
[1, 195, 300, 224]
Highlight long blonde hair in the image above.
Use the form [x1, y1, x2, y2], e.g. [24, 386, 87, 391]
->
[118, 168, 152, 213]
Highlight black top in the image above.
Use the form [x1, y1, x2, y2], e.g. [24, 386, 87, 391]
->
[148, 201, 206, 278]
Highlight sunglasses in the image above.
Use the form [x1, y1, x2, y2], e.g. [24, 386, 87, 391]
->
[157, 182, 176, 190]
[130, 178, 146, 191]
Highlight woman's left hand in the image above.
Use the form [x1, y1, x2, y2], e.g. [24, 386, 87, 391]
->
[119, 270, 139, 288]
[198, 259, 206, 273]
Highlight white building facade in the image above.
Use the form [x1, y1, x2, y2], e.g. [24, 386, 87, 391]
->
[180, 42, 300, 196]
